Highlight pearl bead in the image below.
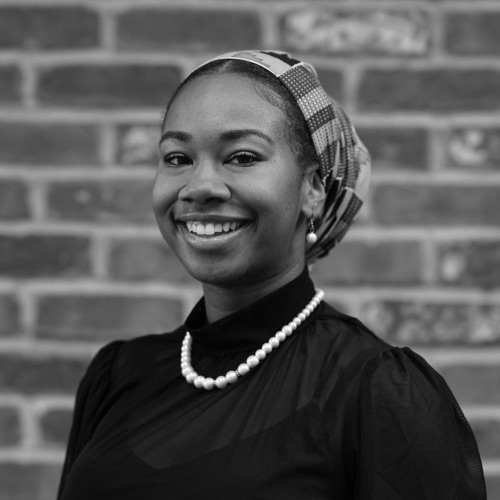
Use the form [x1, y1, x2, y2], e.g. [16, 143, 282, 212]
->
[181, 289, 324, 390]
[256, 349, 266, 360]
[237, 363, 250, 376]
[247, 355, 260, 368]
[262, 343, 272, 353]
[203, 378, 215, 390]
[306, 232, 317, 244]
[194, 376, 205, 388]
[215, 376, 228, 389]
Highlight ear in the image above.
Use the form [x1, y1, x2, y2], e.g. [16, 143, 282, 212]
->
[300, 164, 325, 220]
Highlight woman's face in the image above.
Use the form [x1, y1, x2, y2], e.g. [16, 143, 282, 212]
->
[153, 73, 312, 288]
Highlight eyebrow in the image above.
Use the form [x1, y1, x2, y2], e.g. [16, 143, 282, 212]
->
[159, 129, 274, 146]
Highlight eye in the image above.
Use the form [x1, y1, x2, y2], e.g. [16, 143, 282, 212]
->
[162, 152, 191, 166]
[226, 151, 260, 165]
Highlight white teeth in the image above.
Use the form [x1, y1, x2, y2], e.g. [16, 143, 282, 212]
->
[185, 221, 243, 236]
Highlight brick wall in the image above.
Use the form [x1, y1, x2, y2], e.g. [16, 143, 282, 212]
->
[0, 0, 499, 498]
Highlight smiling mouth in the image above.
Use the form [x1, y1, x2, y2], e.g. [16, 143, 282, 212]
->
[184, 221, 247, 236]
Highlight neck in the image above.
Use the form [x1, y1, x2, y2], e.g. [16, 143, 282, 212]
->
[202, 264, 306, 323]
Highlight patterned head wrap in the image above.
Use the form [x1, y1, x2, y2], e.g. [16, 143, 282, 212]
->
[187, 50, 371, 262]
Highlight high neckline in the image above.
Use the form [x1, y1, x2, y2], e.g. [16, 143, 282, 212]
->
[184, 267, 319, 353]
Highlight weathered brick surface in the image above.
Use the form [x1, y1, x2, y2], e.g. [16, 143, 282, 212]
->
[47, 180, 155, 224]
[438, 365, 500, 405]
[359, 69, 500, 112]
[0, 180, 29, 220]
[0, 7, 99, 50]
[358, 127, 428, 170]
[487, 477, 500, 500]
[0, 0, 499, 495]
[0, 235, 91, 278]
[37, 65, 182, 108]
[438, 241, 500, 289]
[445, 12, 500, 55]
[0, 123, 100, 166]
[282, 9, 430, 55]
[109, 239, 194, 283]
[315, 69, 344, 103]
[470, 419, 500, 460]
[0, 355, 88, 394]
[311, 240, 423, 285]
[373, 185, 500, 226]
[39, 408, 71, 447]
[118, 9, 262, 51]
[0, 463, 60, 500]
[0, 66, 21, 104]
[37, 295, 183, 341]
[0, 294, 20, 337]
[117, 124, 160, 166]
[0, 406, 21, 446]
[447, 128, 500, 170]
[362, 301, 500, 345]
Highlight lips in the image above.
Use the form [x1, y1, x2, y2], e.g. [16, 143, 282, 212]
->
[186, 221, 243, 236]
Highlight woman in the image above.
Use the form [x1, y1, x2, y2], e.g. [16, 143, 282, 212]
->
[58, 50, 486, 499]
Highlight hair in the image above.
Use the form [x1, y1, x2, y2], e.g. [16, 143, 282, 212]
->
[161, 52, 318, 170]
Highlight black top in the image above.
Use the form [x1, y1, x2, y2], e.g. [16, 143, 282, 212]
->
[58, 269, 486, 499]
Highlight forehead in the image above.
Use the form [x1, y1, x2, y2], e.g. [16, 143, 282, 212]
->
[164, 73, 287, 134]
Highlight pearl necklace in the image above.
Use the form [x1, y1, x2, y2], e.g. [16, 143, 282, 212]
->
[181, 289, 324, 390]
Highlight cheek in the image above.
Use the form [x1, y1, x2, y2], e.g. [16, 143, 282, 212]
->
[152, 173, 176, 217]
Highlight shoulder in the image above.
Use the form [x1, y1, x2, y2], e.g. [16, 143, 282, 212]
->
[87, 325, 186, 389]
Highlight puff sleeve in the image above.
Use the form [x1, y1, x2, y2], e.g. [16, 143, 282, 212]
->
[57, 341, 123, 500]
[355, 347, 486, 499]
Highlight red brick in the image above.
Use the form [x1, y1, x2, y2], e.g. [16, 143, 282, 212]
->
[316, 69, 344, 103]
[47, 180, 155, 224]
[39, 408, 71, 447]
[470, 419, 500, 460]
[438, 241, 500, 289]
[0, 463, 60, 500]
[0, 235, 91, 278]
[0, 7, 98, 50]
[0, 354, 87, 394]
[0, 123, 100, 166]
[37, 65, 181, 108]
[0, 66, 21, 104]
[117, 9, 261, 51]
[311, 240, 423, 285]
[0, 294, 20, 337]
[358, 127, 428, 170]
[445, 12, 500, 55]
[282, 9, 430, 55]
[0, 180, 29, 220]
[0, 406, 21, 446]
[438, 365, 500, 405]
[37, 295, 183, 341]
[359, 69, 500, 112]
[373, 184, 500, 226]
[361, 301, 500, 345]
[117, 124, 160, 166]
[109, 239, 194, 283]
[447, 128, 500, 170]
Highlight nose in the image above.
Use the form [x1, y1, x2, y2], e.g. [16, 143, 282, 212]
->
[178, 160, 231, 204]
